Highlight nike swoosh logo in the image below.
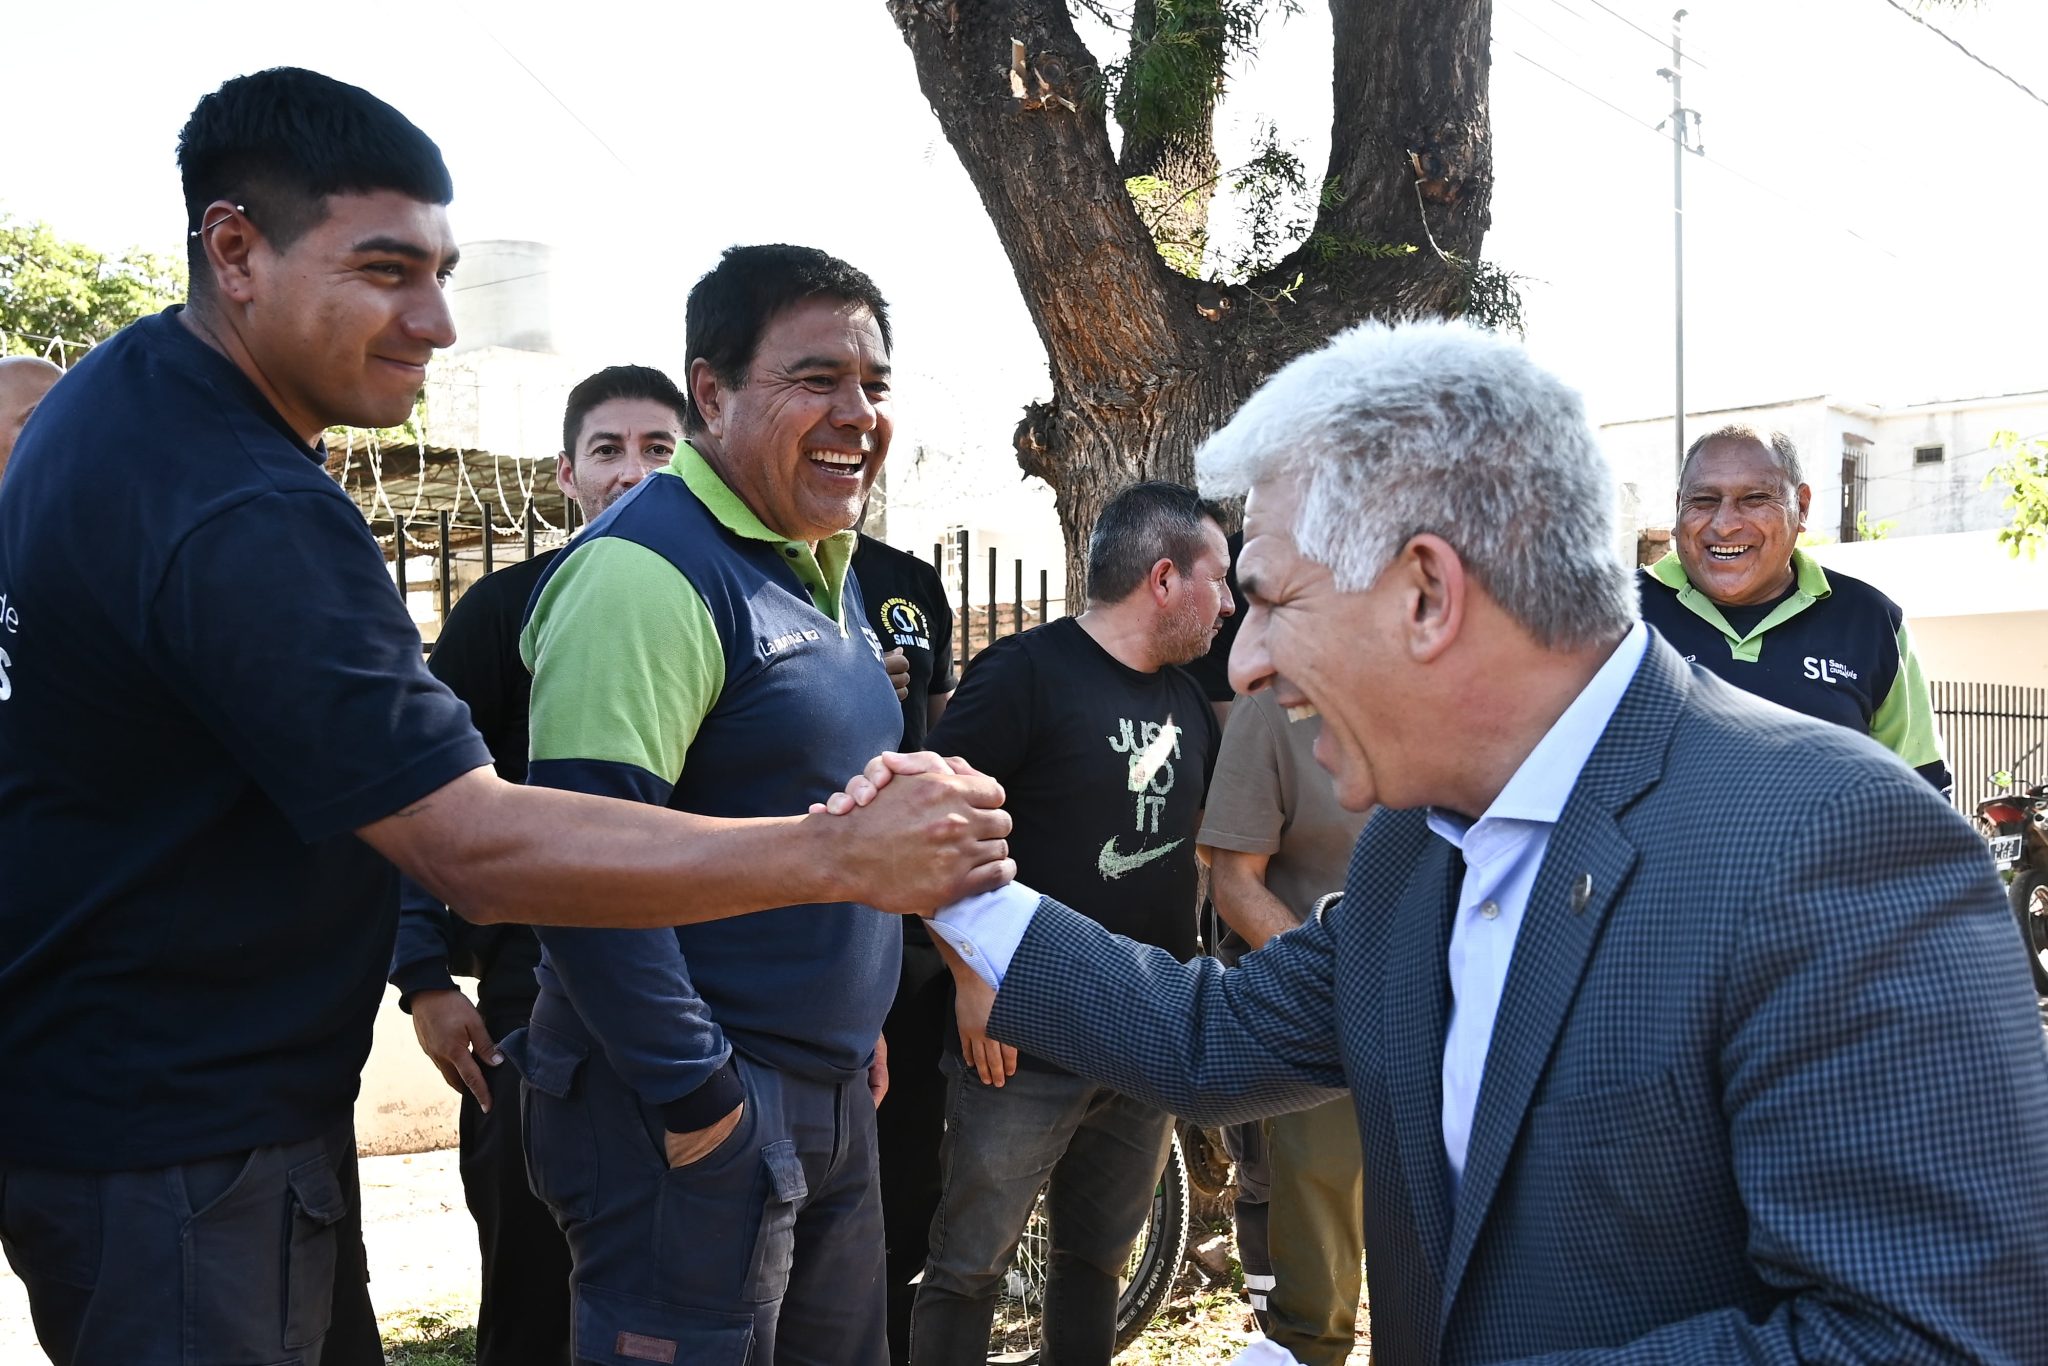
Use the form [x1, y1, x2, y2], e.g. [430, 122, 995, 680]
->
[1098, 837, 1184, 881]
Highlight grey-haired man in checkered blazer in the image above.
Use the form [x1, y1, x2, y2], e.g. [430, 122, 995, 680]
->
[828, 320, 2048, 1364]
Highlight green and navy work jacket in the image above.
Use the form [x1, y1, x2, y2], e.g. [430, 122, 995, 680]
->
[518, 443, 903, 1132]
[1637, 549, 1951, 792]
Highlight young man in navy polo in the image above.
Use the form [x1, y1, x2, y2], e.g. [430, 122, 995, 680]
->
[0, 74, 1010, 1364]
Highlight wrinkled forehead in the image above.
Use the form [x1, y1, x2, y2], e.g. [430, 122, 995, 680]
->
[1681, 437, 1795, 496]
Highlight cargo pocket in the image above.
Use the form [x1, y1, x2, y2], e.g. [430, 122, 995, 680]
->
[510, 1023, 596, 1221]
[748, 1138, 810, 1305]
[574, 1281, 753, 1366]
[281, 1156, 347, 1351]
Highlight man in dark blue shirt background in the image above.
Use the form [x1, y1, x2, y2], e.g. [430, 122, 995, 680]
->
[0, 68, 1011, 1364]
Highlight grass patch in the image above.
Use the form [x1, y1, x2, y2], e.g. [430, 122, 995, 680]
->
[382, 1308, 478, 1366]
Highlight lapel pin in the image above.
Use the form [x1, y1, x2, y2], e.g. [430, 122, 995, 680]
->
[1570, 873, 1592, 915]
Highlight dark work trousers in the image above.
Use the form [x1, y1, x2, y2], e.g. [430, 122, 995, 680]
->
[0, 1118, 381, 1366]
[466, 1005, 571, 1366]
[877, 933, 952, 1366]
[1222, 1117, 1276, 1330]
[506, 1016, 888, 1366]
[910, 1054, 1174, 1366]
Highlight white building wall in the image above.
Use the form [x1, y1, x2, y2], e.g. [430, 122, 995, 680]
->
[1864, 393, 2048, 538]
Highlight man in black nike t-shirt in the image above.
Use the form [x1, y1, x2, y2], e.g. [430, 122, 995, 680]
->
[909, 482, 1230, 1365]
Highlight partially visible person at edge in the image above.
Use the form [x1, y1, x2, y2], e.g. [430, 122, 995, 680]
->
[388, 364, 689, 1366]
[0, 355, 61, 486]
[908, 481, 1231, 1366]
[852, 520, 960, 1366]
[508, 243, 943, 1364]
[1200, 688, 1369, 1366]
[831, 320, 2048, 1364]
[0, 71, 1011, 1366]
[1638, 423, 1951, 792]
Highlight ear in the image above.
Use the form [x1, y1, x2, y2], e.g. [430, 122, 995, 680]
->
[688, 359, 725, 438]
[1146, 556, 1178, 606]
[1396, 534, 1466, 665]
[1793, 482, 1812, 529]
[555, 451, 576, 500]
[195, 200, 260, 305]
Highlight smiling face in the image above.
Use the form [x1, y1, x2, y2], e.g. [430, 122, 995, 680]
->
[1228, 475, 1407, 811]
[1675, 436, 1810, 607]
[689, 296, 891, 546]
[230, 190, 458, 442]
[558, 396, 682, 521]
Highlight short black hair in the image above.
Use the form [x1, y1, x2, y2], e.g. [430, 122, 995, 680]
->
[177, 67, 454, 287]
[683, 244, 892, 432]
[1086, 481, 1227, 604]
[561, 365, 688, 458]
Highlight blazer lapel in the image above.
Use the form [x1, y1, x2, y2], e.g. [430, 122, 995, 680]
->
[1435, 638, 1690, 1333]
[1384, 833, 1461, 1287]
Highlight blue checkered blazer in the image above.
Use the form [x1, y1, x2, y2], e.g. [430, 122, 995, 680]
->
[988, 636, 2048, 1363]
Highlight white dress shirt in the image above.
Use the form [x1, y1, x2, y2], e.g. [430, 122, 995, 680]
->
[931, 623, 1652, 1193]
[1428, 621, 1647, 1189]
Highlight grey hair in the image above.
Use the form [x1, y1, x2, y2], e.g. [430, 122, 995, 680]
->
[1680, 424, 1802, 490]
[1195, 319, 1636, 650]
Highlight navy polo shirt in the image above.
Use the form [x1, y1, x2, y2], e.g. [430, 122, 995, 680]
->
[0, 309, 489, 1170]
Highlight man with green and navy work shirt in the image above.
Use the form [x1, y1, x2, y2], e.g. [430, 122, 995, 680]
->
[510, 245, 911, 1364]
[1638, 424, 1950, 791]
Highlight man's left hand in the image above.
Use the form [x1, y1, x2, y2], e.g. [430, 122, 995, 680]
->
[870, 1032, 889, 1108]
[885, 648, 911, 703]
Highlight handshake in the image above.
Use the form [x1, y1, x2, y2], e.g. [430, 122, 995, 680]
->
[806, 750, 1016, 916]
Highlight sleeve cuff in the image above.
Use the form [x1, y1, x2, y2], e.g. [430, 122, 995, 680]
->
[929, 881, 1043, 989]
[660, 1061, 746, 1132]
[391, 959, 461, 1013]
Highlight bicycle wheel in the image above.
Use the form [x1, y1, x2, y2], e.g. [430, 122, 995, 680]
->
[987, 1131, 1193, 1363]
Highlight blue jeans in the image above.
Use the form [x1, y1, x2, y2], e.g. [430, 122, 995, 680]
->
[508, 1017, 887, 1366]
[0, 1119, 380, 1366]
[909, 1055, 1173, 1366]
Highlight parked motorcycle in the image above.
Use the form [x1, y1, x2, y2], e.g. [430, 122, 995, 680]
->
[1973, 765, 2048, 996]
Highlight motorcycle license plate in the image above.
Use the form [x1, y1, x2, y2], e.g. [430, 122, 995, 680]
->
[1991, 834, 2023, 869]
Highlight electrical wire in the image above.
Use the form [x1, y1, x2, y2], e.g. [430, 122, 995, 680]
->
[1876, 0, 2048, 113]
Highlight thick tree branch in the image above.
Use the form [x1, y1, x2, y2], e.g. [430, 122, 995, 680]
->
[890, 0, 1194, 397]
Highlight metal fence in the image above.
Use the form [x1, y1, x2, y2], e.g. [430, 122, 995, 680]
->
[391, 514, 1062, 670]
[940, 528, 1064, 673]
[1933, 680, 2048, 809]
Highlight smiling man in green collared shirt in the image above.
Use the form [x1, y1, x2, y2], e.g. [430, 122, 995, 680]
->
[510, 245, 914, 1365]
[1637, 424, 1950, 792]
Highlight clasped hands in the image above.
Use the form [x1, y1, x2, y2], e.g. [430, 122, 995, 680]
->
[808, 749, 1015, 914]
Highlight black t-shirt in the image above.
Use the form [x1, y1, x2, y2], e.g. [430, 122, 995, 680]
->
[0, 308, 489, 1170]
[389, 548, 558, 1020]
[853, 533, 957, 751]
[930, 617, 1219, 960]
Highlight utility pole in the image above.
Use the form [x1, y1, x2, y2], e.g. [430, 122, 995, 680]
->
[1658, 11, 1705, 483]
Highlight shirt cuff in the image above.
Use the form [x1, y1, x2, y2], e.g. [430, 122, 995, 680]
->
[390, 959, 461, 1013]
[659, 1061, 746, 1133]
[928, 881, 1042, 990]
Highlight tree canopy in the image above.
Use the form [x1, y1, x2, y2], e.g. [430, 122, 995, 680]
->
[0, 215, 185, 365]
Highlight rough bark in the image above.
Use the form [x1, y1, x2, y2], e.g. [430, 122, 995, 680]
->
[889, 0, 1494, 603]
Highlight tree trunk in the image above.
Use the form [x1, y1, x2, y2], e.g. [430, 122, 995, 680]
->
[889, 0, 1494, 604]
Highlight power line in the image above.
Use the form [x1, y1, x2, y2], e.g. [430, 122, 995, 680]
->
[1582, 0, 1711, 70]
[459, 4, 634, 171]
[1877, 0, 2048, 113]
[1507, 47, 1904, 260]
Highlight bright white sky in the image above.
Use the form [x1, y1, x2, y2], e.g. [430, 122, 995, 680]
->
[6, 0, 2044, 462]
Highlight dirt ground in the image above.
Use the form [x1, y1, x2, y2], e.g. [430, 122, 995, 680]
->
[0, 1147, 483, 1362]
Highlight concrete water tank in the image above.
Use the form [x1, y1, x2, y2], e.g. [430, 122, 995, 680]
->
[449, 240, 558, 355]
